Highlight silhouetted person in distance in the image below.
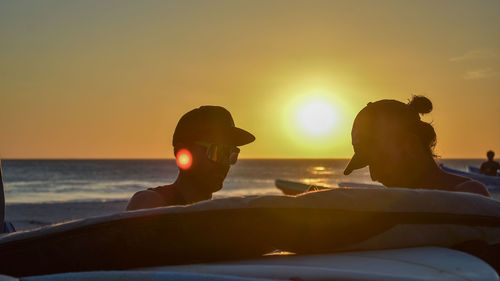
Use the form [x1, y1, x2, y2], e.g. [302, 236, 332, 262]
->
[344, 95, 490, 197]
[480, 150, 500, 176]
[126, 106, 255, 210]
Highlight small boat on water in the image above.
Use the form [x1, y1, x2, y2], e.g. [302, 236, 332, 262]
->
[274, 179, 383, 195]
[440, 164, 500, 189]
[274, 179, 330, 195]
[337, 181, 384, 188]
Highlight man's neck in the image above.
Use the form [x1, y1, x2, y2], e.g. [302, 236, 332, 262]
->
[171, 175, 212, 204]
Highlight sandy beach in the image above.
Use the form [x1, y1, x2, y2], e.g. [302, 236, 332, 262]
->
[5, 200, 129, 231]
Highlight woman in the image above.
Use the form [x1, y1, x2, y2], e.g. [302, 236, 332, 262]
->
[343, 95, 490, 197]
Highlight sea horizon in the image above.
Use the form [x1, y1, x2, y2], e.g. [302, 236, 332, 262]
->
[1, 157, 487, 160]
[1, 159, 492, 204]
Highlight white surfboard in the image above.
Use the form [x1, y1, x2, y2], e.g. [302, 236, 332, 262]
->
[17, 247, 499, 281]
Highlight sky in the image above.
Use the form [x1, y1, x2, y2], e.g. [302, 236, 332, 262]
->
[1, 0, 499, 159]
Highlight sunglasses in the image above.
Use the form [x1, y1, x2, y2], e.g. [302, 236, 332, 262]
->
[194, 141, 240, 165]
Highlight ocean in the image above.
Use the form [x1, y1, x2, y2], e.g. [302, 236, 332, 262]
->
[1, 159, 490, 204]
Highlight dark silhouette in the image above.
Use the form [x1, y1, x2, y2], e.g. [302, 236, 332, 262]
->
[0, 160, 6, 233]
[0, 160, 16, 233]
[126, 106, 255, 210]
[480, 150, 500, 176]
[344, 95, 490, 197]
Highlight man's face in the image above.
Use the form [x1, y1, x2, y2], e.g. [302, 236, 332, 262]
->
[185, 143, 232, 193]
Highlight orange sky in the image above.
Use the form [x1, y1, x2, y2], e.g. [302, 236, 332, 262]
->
[1, 0, 499, 159]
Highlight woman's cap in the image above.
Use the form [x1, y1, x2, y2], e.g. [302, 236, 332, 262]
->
[344, 97, 431, 175]
[173, 106, 255, 147]
[343, 152, 368, 176]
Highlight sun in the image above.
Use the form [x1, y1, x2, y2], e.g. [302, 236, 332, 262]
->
[297, 100, 338, 136]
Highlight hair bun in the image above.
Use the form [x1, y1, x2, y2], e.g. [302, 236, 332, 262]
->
[408, 95, 433, 114]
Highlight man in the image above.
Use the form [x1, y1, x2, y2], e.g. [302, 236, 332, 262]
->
[480, 150, 500, 176]
[126, 106, 255, 210]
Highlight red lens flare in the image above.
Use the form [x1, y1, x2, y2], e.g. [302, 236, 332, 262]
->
[176, 149, 193, 170]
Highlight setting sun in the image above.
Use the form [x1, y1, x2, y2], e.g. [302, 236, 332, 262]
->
[279, 89, 353, 156]
[297, 100, 338, 136]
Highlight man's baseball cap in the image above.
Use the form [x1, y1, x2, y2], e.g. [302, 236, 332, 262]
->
[172, 106, 255, 146]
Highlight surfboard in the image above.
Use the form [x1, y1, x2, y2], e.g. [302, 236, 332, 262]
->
[15, 247, 499, 281]
[1, 188, 500, 277]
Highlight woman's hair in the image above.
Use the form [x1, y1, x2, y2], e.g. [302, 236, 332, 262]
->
[406, 95, 437, 157]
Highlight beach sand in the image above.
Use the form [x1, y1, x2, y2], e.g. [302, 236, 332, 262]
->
[5, 200, 128, 231]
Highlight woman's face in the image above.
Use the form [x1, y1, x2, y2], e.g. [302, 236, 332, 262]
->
[367, 139, 405, 187]
[360, 120, 417, 187]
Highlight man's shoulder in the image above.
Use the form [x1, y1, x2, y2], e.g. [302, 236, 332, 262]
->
[131, 189, 163, 200]
[454, 179, 491, 197]
[481, 161, 499, 168]
[126, 189, 166, 211]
